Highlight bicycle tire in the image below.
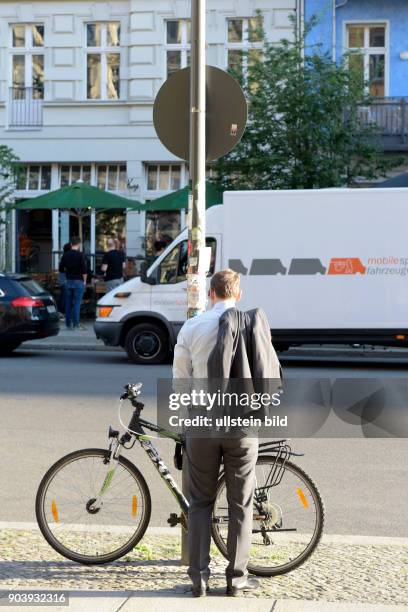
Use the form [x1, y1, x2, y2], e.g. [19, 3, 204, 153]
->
[35, 448, 151, 565]
[211, 456, 324, 576]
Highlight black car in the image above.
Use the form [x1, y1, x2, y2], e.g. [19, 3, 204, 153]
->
[0, 273, 59, 355]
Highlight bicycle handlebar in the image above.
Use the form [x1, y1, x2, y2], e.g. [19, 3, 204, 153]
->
[121, 382, 143, 401]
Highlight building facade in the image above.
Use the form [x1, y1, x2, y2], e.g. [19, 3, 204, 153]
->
[305, 0, 408, 151]
[0, 0, 297, 272]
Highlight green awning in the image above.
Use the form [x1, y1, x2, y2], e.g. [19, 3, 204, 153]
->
[11, 181, 144, 211]
[143, 181, 222, 211]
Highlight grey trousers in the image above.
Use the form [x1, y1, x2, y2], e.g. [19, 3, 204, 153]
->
[185, 436, 258, 586]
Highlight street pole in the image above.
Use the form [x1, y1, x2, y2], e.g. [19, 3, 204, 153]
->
[181, 0, 206, 565]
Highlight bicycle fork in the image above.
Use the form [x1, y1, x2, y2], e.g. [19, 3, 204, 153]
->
[87, 436, 122, 513]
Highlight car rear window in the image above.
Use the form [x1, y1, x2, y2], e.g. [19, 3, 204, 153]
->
[0, 278, 16, 298]
[16, 278, 46, 296]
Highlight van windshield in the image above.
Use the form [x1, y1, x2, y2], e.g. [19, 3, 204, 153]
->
[155, 238, 216, 285]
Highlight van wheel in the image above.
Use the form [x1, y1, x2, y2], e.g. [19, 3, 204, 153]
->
[125, 323, 168, 365]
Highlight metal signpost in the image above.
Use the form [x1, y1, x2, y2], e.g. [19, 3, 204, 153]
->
[187, 0, 207, 322]
[153, 0, 247, 565]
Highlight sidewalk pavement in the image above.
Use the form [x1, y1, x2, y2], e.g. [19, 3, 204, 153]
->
[1, 525, 407, 611]
[23, 321, 121, 352]
[14, 593, 406, 612]
[22, 321, 408, 364]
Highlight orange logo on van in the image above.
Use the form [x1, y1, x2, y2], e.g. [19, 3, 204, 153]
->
[328, 258, 366, 275]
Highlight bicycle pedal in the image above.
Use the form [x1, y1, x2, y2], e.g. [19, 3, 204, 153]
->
[167, 513, 180, 527]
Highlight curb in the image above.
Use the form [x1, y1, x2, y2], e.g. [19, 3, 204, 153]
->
[22, 342, 121, 352]
[0, 592, 405, 612]
[18, 342, 408, 362]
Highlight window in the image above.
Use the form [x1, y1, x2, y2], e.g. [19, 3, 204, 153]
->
[185, 164, 217, 181]
[146, 164, 182, 191]
[96, 210, 126, 252]
[10, 24, 44, 99]
[60, 165, 91, 186]
[16, 164, 51, 190]
[226, 16, 263, 79]
[96, 164, 127, 191]
[165, 20, 191, 78]
[347, 24, 386, 97]
[86, 22, 121, 99]
[18, 278, 44, 295]
[145, 211, 182, 257]
[158, 238, 216, 284]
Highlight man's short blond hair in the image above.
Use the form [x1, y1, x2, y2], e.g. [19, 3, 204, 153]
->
[210, 268, 240, 299]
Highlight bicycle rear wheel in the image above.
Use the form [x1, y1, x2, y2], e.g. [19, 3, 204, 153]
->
[36, 448, 151, 564]
[212, 456, 324, 576]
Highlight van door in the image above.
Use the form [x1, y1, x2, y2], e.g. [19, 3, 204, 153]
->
[151, 237, 218, 333]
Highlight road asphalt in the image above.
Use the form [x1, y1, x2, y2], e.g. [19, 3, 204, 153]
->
[2, 331, 408, 611]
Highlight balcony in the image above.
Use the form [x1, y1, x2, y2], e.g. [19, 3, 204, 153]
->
[358, 97, 408, 150]
[8, 87, 43, 128]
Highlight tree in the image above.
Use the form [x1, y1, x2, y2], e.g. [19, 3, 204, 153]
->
[0, 145, 20, 211]
[213, 16, 400, 191]
[0, 145, 20, 270]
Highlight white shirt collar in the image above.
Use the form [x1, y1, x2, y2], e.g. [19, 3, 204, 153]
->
[211, 299, 236, 313]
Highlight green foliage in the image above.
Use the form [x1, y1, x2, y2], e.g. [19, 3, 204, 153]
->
[213, 16, 400, 190]
[0, 145, 21, 220]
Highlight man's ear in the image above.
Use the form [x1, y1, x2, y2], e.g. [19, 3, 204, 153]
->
[236, 288, 242, 302]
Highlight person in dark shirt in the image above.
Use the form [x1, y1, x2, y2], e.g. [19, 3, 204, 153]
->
[57, 242, 71, 317]
[101, 239, 126, 292]
[59, 237, 87, 330]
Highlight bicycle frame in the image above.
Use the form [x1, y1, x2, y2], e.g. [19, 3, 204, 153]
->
[90, 403, 189, 524]
[90, 385, 301, 526]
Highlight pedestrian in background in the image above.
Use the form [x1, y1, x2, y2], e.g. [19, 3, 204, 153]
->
[101, 238, 126, 292]
[59, 237, 87, 330]
[57, 242, 71, 318]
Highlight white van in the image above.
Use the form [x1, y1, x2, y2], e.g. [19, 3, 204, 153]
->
[94, 188, 408, 363]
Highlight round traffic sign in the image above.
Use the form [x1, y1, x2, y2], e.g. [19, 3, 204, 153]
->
[153, 65, 247, 162]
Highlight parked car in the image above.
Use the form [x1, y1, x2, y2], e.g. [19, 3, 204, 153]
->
[0, 273, 59, 355]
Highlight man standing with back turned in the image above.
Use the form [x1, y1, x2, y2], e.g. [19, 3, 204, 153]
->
[173, 269, 281, 597]
[101, 238, 126, 292]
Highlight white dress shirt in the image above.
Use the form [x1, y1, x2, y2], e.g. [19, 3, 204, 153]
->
[173, 299, 236, 379]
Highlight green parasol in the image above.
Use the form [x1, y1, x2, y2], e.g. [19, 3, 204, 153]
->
[11, 181, 144, 242]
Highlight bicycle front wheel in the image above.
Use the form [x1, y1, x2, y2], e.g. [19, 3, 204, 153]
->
[36, 448, 151, 564]
[212, 456, 324, 576]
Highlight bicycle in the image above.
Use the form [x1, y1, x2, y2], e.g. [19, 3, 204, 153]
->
[36, 383, 324, 576]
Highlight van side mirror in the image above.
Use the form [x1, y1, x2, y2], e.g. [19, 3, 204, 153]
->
[140, 261, 157, 285]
